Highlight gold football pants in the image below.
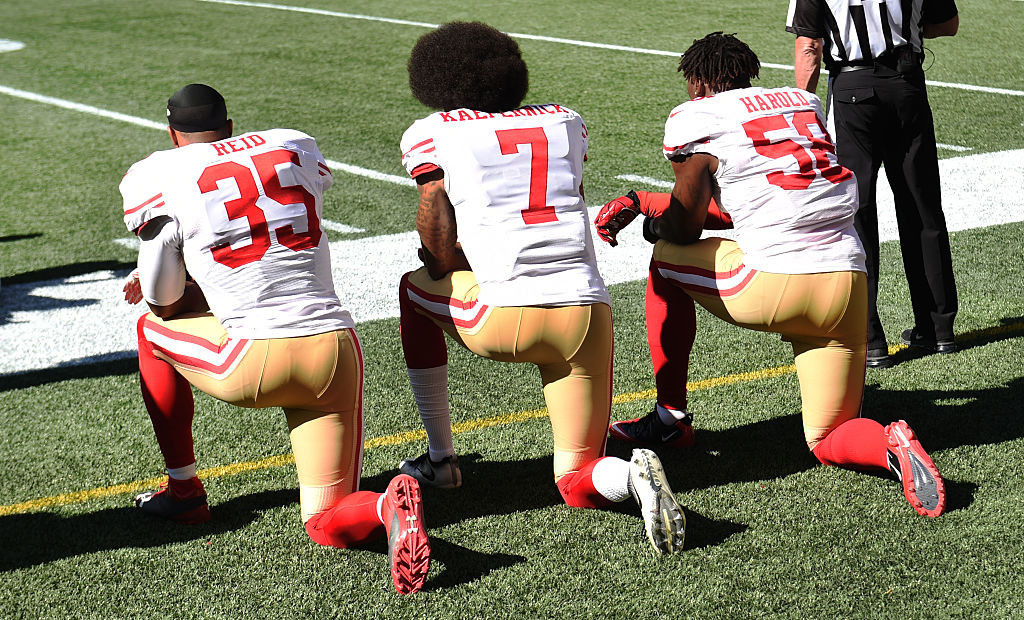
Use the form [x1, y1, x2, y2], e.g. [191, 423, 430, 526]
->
[652, 238, 868, 449]
[403, 268, 613, 479]
[140, 312, 362, 520]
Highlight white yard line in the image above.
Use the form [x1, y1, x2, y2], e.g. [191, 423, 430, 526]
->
[320, 220, 366, 234]
[0, 85, 413, 187]
[0, 39, 25, 53]
[614, 174, 673, 189]
[196, 0, 1024, 97]
[0, 84, 167, 130]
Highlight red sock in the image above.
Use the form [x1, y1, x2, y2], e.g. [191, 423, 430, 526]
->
[304, 491, 385, 548]
[556, 459, 614, 509]
[646, 260, 696, 412]
[137, 315, 196, 470]
[812, 417, 890, 471]
[399, 272, 448, 369]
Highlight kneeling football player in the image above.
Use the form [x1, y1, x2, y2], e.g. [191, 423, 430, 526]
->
[595, 33, 945, 517]
[121, 83, 431, 593]
[396, 22, 686, 554]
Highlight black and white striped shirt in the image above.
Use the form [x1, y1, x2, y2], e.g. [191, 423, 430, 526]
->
[786, 0, 958, 67]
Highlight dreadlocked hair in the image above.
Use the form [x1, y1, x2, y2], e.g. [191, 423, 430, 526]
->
[677, 32, 760, 93]
[408, 21, 529, 113]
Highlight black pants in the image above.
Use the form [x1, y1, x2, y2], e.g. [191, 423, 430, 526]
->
[829, 66, 958, 349]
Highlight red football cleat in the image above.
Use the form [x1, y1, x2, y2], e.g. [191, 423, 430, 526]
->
[382, 474, 431, 594]
[885, 420, 946, 517]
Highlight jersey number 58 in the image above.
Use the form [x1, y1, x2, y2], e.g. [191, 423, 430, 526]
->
[742, 111, 853, 190]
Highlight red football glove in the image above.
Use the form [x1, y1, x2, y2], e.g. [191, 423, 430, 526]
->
[594, 191, 642, 247]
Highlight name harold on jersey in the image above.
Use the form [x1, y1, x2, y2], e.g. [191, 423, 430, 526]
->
[738, 89, 812, 114]
[439, 104, 569, 123]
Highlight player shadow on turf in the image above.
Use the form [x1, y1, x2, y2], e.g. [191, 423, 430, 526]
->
[0, 356, 138, 393]
[0, 260, 135, 328]
[606, 371, 1024, 517]
[881, 316, 1024, 366]
[0, 488, 295, 572]
[2, 260, 136, 288]
[361, 452, 747, 552]
[0, 233, 43, 244]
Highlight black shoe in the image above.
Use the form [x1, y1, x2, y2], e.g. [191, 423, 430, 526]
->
[866, 347, 894, 368]
[609, 409, 695, 448]
[399, 452, 462, 489]
[900, 328, 957, 354]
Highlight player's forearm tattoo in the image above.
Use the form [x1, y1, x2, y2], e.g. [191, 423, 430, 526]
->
[416, 180, 460, 276]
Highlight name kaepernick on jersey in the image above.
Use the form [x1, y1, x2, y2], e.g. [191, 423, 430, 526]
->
[665, 86, 865, 275]
[119, 128, 354, 339]
[401, 104, 610, 308]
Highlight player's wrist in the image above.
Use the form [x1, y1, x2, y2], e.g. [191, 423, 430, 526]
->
[632, 191, 671, 218]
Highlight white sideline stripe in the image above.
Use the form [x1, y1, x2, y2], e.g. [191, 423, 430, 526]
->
[321, 220, 366, 234]
[195, 0, 1024, 97]
[615, 174, 673, 188]
[324, 159, 413, 187]
[0, 85, 167, 130]
[937, 143, 973, 152]
[925, 81, 1024, 97]
[0, 85, 412, 187]
[113, 238, 140, 250]
[0, 40, 25, 53]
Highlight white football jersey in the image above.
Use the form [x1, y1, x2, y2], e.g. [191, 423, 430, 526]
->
[120, 128, 354, 338]
[401, 104, 610, 308]
[664, 87, 865, 274]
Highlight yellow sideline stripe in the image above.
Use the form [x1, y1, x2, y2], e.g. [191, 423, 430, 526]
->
[4, 320, 1021, 518]
[0, 362, 803, 517]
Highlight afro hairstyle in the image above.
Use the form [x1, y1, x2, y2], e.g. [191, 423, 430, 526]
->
[408, 21, 529, 113]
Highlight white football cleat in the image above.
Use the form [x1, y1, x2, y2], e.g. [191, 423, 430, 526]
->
[628, 448, 685, 554]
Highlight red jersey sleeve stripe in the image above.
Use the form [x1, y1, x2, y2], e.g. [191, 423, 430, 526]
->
[402, 138, 434, 158]
[125, 193, 163, 215]
[410, 163, 440, 178]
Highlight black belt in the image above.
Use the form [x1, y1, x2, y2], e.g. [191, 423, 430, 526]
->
[831, 47, 921, 75]
[835, 64, 872, 73]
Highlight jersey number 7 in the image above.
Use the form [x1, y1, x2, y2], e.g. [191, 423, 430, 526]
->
[495, 127, 559, 225]
[197, 149, 322, 268]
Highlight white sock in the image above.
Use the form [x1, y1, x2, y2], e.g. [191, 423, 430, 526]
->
[590, 457, 631, 503]
[167, 463, 197, 480]
[407, 365, 454, 461]
[375, 493, 386, 524]
[656, 403, 689, 425]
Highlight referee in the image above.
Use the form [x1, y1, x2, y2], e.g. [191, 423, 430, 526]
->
[786, 0, 960, 368]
